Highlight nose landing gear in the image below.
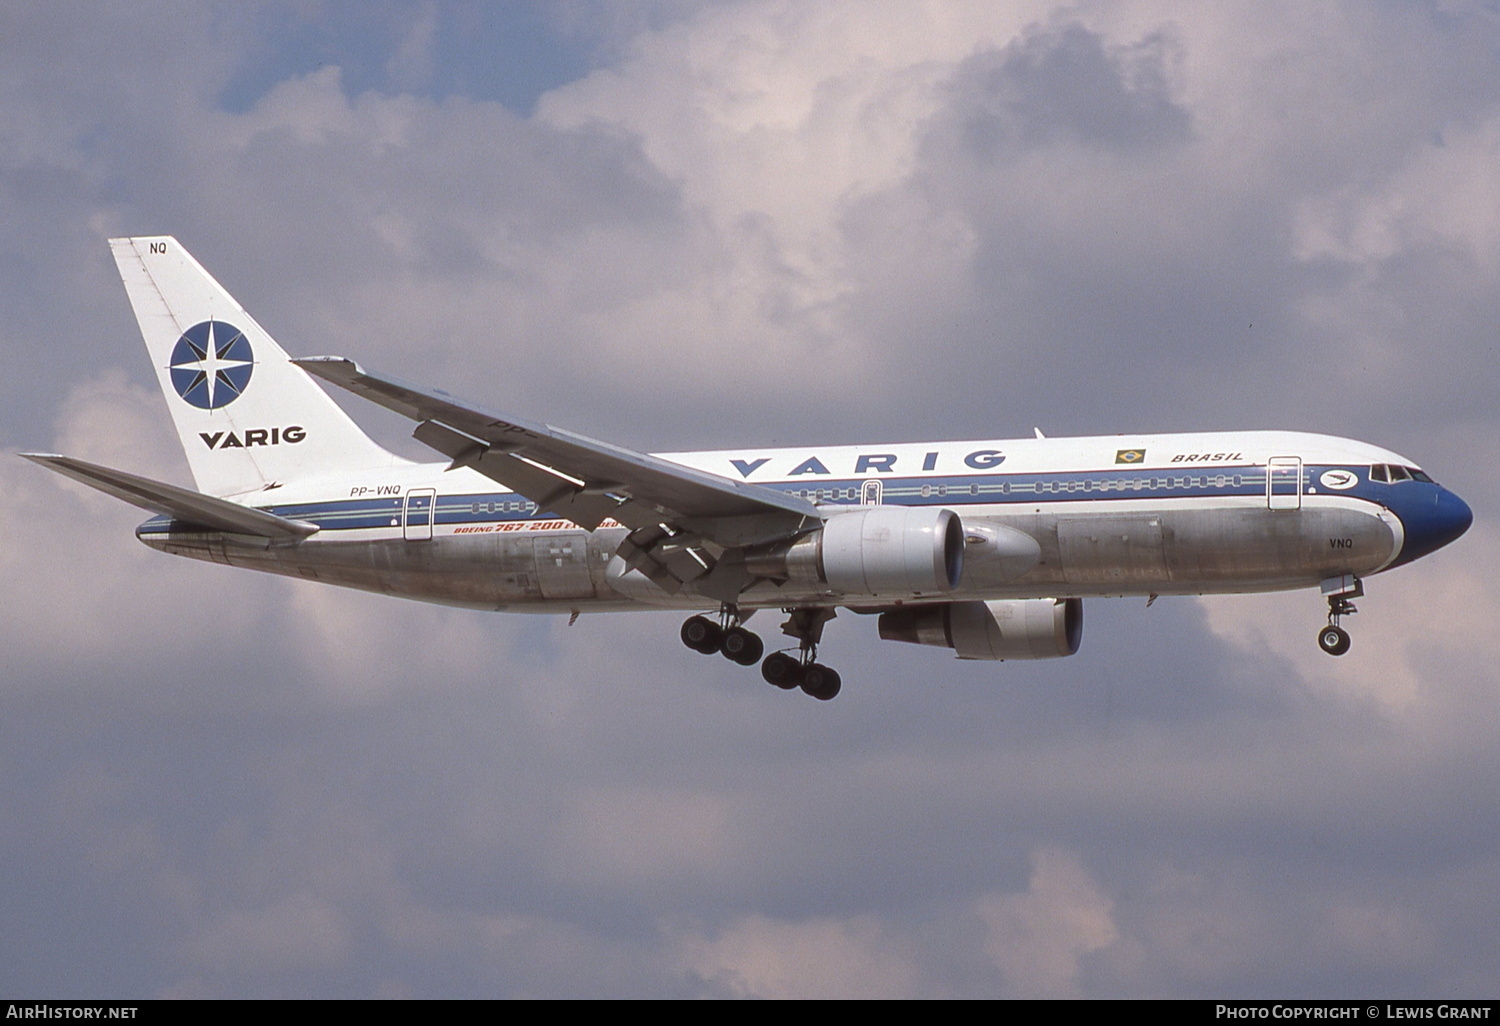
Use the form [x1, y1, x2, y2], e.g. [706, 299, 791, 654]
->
[1317, 576, 1362, 656]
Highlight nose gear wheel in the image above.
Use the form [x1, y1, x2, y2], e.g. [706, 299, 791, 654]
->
[1317, 577, 1362, 656]
[1318, 624, 1351, 656]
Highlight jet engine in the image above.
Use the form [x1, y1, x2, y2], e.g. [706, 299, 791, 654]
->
[878, 598, 1083, 660]
[745, 506, 964, 597]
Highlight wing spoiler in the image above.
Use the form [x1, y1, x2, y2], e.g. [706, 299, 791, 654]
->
[293, 356, 820, 533]
[20, 454, 318, 541]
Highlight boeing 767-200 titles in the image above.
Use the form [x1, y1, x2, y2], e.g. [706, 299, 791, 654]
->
[22, 238, 1473, 700]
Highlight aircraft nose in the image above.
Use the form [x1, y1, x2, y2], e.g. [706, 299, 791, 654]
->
[1396, 486, 1473, 566]
[1433, 487, 1474, 545]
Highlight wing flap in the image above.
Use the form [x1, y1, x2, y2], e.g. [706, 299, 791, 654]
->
[293, 357, 820, 528]
[411, 417, 648, 531]
[21, 454, 318, 541]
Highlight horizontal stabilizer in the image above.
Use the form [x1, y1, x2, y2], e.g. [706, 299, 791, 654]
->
[20, 454, 318, 541]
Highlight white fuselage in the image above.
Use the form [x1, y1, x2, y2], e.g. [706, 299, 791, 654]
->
[137, 429, 1437, 614]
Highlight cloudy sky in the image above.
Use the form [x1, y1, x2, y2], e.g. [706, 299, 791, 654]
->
[2, 0, 1497, 998]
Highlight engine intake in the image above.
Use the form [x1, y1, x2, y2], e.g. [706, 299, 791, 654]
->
[878, 598, 1083, 660]
[746, 507, 964, 597]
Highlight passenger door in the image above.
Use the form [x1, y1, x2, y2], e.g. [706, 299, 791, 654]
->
[403, 488, 437, 541]
[1267, 457, 1302, 511]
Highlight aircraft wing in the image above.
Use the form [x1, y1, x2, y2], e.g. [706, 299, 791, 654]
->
[294, 357, 820, 595]
[20, 453, 318, 541]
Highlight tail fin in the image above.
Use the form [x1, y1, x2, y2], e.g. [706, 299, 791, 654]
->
[110, 236, 401, 497]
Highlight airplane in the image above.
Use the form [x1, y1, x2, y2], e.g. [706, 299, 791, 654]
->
[22, 237, 1474, 700]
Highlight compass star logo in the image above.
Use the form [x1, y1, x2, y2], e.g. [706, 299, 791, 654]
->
[169, 320, 254, 409]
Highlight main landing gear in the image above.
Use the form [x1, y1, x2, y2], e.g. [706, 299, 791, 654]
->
[1317, 575, 1362, 656]
[680, 606, 843, 701]
[681, 613, 764, 665]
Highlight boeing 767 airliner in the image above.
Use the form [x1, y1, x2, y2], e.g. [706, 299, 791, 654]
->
[22, 237, 1473, 700]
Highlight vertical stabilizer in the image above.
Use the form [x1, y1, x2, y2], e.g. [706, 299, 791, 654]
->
[111, 236, 402, 497]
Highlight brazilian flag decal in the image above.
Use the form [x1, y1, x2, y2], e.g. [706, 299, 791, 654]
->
[1115, 449, 1146, 464]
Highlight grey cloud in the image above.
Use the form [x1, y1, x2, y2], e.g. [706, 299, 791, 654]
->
[937, 22, 1192, 161]
[836, 7, 1500, 468]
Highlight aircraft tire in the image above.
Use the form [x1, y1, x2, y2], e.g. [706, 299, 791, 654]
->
[721, 627, 764, 666]
[681, 615, 723, 654]
[801, 664, 842, 701]
[761, 652, 803, 689]
[1318, 624, 1351, 656]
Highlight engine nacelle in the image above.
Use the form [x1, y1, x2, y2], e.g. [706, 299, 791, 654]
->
[745, 506, 964, 597]
[878, 598, 1083, 660]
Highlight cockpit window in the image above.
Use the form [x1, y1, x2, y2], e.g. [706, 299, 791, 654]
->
[1370, 463, 1433, 484]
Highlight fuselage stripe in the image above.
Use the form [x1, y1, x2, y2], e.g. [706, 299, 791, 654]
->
[137, 463, 1405, 536]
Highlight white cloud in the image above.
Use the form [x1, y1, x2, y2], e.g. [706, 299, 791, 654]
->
[977, 847, 1118, 997]
[385, 3, 440, 94]
[1, 374, 269, 676]
[553, 786, 739, 887]
[188, 892, 353, 974]
[672, 912, 920, 999]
